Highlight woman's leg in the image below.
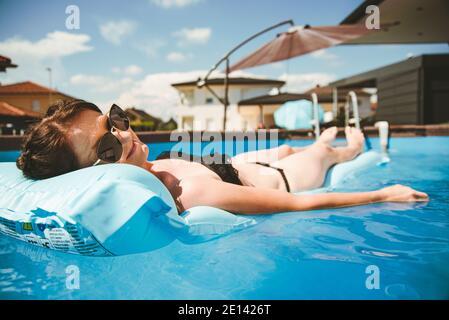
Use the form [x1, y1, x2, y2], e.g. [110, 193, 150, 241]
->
[270, 127, 364, 192]
[232, 127, 338, 164]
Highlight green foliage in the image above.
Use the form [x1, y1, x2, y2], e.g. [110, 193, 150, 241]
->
[130, 118, 177, 132]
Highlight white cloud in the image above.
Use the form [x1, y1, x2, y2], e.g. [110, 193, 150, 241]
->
[111, 65, 143, 76]
[0, 31, 92, 88]
[150, 0, 202, 8]
[173, 27, 211, 45]
[0, 31, 92, 59]
[310, 49, 343, 67]
[124, 65, 143, 76]
[99, 20, 136, 45]
[70, 74, 134, 93]
[279, 73, 336, 93]
[166, 51, 189, 62]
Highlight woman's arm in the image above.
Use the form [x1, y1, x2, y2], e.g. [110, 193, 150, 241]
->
[178, 179, 429, 214]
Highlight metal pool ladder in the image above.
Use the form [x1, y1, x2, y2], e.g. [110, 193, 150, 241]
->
[345, 91, 361, 129]
[346, 90, 391, 156]
[311, 92, 320, 139]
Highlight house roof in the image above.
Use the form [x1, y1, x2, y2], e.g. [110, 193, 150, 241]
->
[340, 0, 449, 44]
[0, 55, 18, 72]
[238, 93, 311, 106]
[238, 86, 373, 107]
[172, 77, 285, 88]
[304, 85, 371, 100]
[0, 81, 74, 98]
[0, 101, 41, 118]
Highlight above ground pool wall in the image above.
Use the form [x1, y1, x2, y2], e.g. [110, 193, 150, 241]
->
[0, 124, 448, 151]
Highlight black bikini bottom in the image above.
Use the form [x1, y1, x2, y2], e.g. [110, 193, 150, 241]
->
[253, 162, 291, 192]
[155, 151, 243, 186]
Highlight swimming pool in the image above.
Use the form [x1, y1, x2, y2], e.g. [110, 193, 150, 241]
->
[0, 136, 448, 299]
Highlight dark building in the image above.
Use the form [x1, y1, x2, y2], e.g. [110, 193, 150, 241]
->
[330, 54, 449, 125]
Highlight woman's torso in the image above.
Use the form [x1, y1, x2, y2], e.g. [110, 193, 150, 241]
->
[149, 158, 287, 197]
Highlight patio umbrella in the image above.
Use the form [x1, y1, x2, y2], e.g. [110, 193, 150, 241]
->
[229, 24, 371, 72]
[274, 99, 324, 130]
[0, 55, 18, 72]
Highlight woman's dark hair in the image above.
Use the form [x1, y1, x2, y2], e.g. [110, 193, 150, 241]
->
[16, 99, 102, 180]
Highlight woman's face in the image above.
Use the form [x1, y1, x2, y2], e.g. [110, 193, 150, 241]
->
[68, 109, 149, 168]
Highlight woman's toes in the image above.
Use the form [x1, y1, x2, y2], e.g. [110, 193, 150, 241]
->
[318, 126, 338, 145]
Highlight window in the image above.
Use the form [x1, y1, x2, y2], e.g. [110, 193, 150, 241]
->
[184, 90, 194, 106]
[205, 97, 214, 104]
[32, 100, 40, 112]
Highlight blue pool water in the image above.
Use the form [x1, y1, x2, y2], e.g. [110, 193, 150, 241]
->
[0, 137, 448, 299]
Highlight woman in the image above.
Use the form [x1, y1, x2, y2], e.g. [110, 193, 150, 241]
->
[17, 100, 428, 214]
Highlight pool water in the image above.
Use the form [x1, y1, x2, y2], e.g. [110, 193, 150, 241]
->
[0, 137, 448, 299]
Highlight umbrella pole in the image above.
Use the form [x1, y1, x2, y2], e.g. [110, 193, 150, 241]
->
[197, 19, 295, 131]
[223, 58, 230, 131]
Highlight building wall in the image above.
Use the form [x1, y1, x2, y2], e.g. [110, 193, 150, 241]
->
[177, 104, 222, 131]
[423, 63, 449, 124]
[376, 68, 421, 124]
[0, 93, 72, 115]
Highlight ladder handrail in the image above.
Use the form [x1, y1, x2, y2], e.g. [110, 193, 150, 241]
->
[345, 91, 361, 129]
[311, 92, 320, 139]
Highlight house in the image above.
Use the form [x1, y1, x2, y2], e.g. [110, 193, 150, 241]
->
[329, 54, 449, 124]
[0, 101, 40, 135]
[171, 76, 285, 131]
[0, 81, 75, 116]
[125, 107, 162, 131]
[125, 107, 178, 131]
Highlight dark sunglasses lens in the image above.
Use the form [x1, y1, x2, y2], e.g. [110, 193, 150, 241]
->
[110, 105, 129, 131]
[97, 133, 123, 162]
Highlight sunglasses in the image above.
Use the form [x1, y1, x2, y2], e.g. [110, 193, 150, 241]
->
[93, 104, 130, 166]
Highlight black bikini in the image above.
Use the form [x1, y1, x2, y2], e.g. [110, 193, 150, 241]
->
[253, 162, 291, 192]
[155, 151, 291, 192]
[156, 151, 243, 186]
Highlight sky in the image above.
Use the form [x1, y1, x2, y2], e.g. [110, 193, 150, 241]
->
[0, 0, 448, 120]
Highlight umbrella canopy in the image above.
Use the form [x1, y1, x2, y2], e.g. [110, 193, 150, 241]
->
[274, 99, 324, 130]
[229, 24, 370, 72]
[0, 55, 18, 72]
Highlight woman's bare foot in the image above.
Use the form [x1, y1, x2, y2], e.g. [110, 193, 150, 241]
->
[317, 126, 338, 145]
[345, 126, 364, 156]
[329, 126, 365, 163]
